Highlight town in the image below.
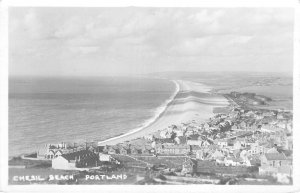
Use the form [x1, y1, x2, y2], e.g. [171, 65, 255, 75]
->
[9, 91, 293, 185]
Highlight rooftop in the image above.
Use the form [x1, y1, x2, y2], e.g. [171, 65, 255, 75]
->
[61, 150, 97, 161]
[265, 153, 286, 161]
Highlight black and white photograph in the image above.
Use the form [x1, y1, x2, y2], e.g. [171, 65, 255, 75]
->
[0, 0, 300, 192]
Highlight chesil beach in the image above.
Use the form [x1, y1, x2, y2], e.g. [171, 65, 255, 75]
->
[98, 79, 229, 146]
[9, 77, 229, 156]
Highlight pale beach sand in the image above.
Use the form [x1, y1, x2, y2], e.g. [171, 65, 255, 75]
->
[97, 80, 229, 146]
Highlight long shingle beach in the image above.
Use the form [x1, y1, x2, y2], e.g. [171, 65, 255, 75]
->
[97, 80, 229, 146]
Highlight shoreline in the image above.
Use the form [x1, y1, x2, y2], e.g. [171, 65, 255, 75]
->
[97, 80, 180, 145]
[97, 79, 229, 146]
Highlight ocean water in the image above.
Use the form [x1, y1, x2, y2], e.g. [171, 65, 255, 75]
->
[9, 77, 175, 157]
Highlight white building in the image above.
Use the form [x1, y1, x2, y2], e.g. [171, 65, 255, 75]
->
[52, 155, 76, 170]
[187, 139, 202, 146]
[37, 142, 69, 160]
[99, 153, 111, 162]
[52, 150, 98, 170]
[215, 139, 228, 148]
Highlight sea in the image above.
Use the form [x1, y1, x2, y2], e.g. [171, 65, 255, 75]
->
[9, 76, 175, 157]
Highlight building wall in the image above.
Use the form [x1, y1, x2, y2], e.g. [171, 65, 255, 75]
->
[187, 140, 202, 146]
[261, 157, 289, 168]
[52, 156, 71, 170]
[99, 154, 111, 162]
[259, 166, 278, 176]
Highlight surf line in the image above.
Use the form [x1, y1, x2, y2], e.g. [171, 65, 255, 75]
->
[97, 79, 180, 146]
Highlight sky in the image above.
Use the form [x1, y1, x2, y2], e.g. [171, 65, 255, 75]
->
[9, 7, 294, 77]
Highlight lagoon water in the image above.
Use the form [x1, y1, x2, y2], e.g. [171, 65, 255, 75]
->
[9, 77, 175, 157]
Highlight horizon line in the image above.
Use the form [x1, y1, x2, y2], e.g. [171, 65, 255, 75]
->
[9, 70, 293, 78]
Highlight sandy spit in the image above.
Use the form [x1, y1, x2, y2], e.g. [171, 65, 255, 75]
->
[97, 80, 229, 146]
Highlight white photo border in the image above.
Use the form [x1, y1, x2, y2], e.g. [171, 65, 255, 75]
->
[1, 0, 300, 192]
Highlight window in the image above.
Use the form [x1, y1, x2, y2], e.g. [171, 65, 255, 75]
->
[273, 161, 275, 166]
[279, 161, 281, 166]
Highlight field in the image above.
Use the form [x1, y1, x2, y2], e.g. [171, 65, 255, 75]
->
[9, 156, 51, 168]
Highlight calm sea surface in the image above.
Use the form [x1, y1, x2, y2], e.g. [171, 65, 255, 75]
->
[9, 77, 175, 157]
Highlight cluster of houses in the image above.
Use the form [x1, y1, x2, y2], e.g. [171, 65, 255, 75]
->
[142, 106, 292, 182]
[103, 144, 155, 155]
[43, 103, 293, 183]
[37, 142, 70, 159]
[226, 92, 272, 106]
[259, 152, 292, 178]
[52, 150, 99, 170]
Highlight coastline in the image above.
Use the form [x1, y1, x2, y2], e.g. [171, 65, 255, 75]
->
[98, 80, 229, 146]
[97, 80, 180, 145]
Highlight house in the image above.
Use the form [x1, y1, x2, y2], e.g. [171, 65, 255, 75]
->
[248, 143, 268, 155]
[233, 139, 244, 150]
[52, 150, 98, 170]
[231, 124, 238, 130]
[249, 154, 261, 166]
[215, 139, 228, 148]
[239, 150, 251, 166]
[210, 150, 224, 160]
[94, 146, 107, 153]
[187, 139, 202, 146]
[216, 157, 225, 165]
[144, 134, 154, 141]
[201, 140, 211, 147]
[195, 150, 204, 160]
[187, 134, 200, 140]
[37, 142, 69, 159]
[130, 147, 141, 155]
[160, 130, 171, 139]
[151, 141, 156, 148]
[239, 121, 247, 129]
[175, 145, 190, 154]
[158, 138, 174, 145]
[174, 129, 184, 137]
[259, 152, 293, 182]
[141, 146, 152, 155]
[224, 157, 243, 166]
[260, 153, 287, 168]
[266, 147, 279, 154]
[232, 149, 241, 158]
[261, 125, 276, 133]
[185, 129, 194, 136]
[107, 146, 118, 154]
[166, 126, 173, 133]
[239, 149, 249, 160]
[47, 150, 56, 159]
[99, 153, 111, 162]
[174, 136, 187, 145]
[161, 145, 190, 155]
[203, 123, 210, 130]
[155, 144, 163, 154]
[156, 144, 190, 155]
[55, 150, 63, 158]
[181, 158, 197, 174]
[232, 141, 242, 149]
[190, 145, 201, 154]
[119, 147, 129, 155]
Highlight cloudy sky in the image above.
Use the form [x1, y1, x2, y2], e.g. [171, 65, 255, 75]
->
[9, 7, 294, 76]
